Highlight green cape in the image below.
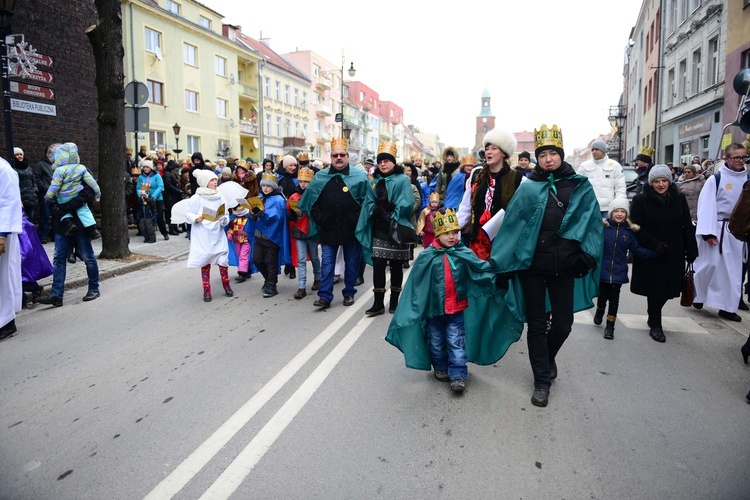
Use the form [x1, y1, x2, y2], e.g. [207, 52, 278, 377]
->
[356, 173, 415, 265]
[386, 242, 524, 370]
[298, 166, 372, 243]
[489, 174, 603, 323]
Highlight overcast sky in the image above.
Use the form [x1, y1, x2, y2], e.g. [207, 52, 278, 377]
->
[201, 0, 643, 153]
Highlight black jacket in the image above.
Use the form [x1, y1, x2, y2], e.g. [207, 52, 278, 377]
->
[629, 183, 698, 299]
[310, 166, 361, 245]
[33, 155, 53, 199]
[275, 165, 298, 199]
[14, 158, 38, 207]
[163, 160, 184, 205]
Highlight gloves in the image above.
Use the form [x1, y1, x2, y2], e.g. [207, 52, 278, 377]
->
[0, 235, 6, 255]
[288, 209, 298, 222]
[654, 242, 669, 256]
[573, 252, 596, 278]
[495, 272, 513, 290]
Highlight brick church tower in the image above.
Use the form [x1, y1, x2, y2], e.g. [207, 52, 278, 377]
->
[474, 88, 495, 153]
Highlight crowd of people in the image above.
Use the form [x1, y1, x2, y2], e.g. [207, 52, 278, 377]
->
[2, 132, 749, 407]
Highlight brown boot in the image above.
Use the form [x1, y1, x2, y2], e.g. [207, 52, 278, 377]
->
[294, 288, 307, 299]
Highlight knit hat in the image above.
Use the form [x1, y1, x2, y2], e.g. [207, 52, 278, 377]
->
[591, 140, 607, 153]
[194, 169, 217, 188]
[518, 151, 531, 161]
[141, 159, 154, 170]
[13, 147, 23, 156]
[221, 167, 232, 176]
[482, 127, 517, 157]
[684, 165, 697, 174]
[282, 155, 297, 167]
[648, 164, 672, 184]
[608, 197, 629, 216]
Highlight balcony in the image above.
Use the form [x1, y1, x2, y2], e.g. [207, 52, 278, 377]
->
[239, 83, 258, 99]
[316, 75, 332, 91]
[283, 136, 306, 148]
[239, 119, 258, 135]
[316, 103, 331, 117]
[316, 132, 331, 143]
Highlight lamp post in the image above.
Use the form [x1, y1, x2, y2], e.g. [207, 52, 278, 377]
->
[608, 105, 627, 164]
[172, 122, 182, 157]
[0, 0, 16, 164]
[339, 52, 355, 138]
[309, 143, 315, 160]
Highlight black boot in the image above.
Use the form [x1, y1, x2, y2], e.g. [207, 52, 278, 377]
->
[365, 288, 386, 317]
[593, 307, 605, 325]
[388, 286, 402, 314]
[741, 335, 750, 364]
[169, 224, 180, 236]
[604, 317, 615, 339]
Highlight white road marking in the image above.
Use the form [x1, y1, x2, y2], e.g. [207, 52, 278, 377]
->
[199, 313, 375, 500]
[143, 288, 374, 500]
[576, 312, 709, 334]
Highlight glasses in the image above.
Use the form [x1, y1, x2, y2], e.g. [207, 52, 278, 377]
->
[727, 155, 750, 162]
[331, 153, 347, 158]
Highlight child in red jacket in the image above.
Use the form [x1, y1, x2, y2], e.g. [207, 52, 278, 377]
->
[287, 167, 321, 299]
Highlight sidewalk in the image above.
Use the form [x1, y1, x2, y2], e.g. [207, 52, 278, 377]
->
[37, 228, 191, 291]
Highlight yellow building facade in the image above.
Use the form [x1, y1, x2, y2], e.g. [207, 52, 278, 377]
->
[121, 0, 262, 161]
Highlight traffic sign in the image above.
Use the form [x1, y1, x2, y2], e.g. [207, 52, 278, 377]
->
[125, 106, 150, 132]
[27, 52, 53, 68]
[125, 81, 149, 107]
[11, 66, 53, 84]
[10, 98, 56, 116]
[9, 81, 55, 100]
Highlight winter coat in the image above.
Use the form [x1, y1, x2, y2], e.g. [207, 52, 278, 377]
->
[577, 155, 626, 212]
[435, 162, 460, 202]
[629, 184, 698, 299]
[136, 170, 164, 201]
[676, 174, 706, 221]
[599, 219, 656, 284]
[14, 158, 37, 207]
[275, 165, 298, 199]
[33, 156, 53, 200]
[163, 161, 185, 206]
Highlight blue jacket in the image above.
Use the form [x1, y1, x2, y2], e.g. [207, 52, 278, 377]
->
[137, 171, 164, 201]
[600, 218, 656, 284]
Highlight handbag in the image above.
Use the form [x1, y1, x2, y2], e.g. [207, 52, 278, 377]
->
[680, 262, 696, 307]
[389, 218, 418, 245]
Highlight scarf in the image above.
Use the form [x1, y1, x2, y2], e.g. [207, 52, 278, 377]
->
[196, 187, 221, 200]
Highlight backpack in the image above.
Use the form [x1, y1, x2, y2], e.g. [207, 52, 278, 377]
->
[729, 179, 750, 242]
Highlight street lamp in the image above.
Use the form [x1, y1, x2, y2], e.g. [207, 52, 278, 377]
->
[0, 0, 16, 164]
[339, 53, 355, 138]
[172, 122, 182, 157]
[309, 143, 315, 159]
[608, 105, 627, 164]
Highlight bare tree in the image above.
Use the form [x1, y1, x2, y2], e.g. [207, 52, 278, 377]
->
[86, 0, 130, 258]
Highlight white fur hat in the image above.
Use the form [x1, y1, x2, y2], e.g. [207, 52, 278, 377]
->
[482, 127, 517, 157]
[608, 197, 630, 216]
[194, 169, 217, 188]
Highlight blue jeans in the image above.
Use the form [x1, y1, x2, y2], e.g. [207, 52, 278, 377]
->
[296, 239, 321, 289]
[319, 243, 361, 302]
[426, 311, 467, 380]
[51, 232, 99, 298]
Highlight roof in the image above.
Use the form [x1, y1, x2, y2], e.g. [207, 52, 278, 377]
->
[235, 33, 310, 82]
[482, 88, 491, 98]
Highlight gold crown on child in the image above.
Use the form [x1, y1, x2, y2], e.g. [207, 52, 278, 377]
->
[433, 209, 460, 237]
[298, 167, 314, 182]
[261, 172, 278, 184]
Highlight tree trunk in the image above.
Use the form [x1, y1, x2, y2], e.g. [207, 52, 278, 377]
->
[86, 0, 130, 259]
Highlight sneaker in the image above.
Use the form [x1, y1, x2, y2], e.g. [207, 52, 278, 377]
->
[531, 387, 550, 407]
[263, 284, 278, 298]
[433, 370, 450, 382]
[82, 290, 100, 302]
[450, 378, 465, 392]
[294, 289, 307, 299]
[313, 298, 331, 309]
[343, 296, 354, 306]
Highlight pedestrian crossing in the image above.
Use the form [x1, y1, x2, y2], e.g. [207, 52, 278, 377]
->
[574, 311, 709, 334]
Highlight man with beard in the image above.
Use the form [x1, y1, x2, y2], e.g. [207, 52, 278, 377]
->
[298, 137, 374, 309]
[435, 146, 461, 203]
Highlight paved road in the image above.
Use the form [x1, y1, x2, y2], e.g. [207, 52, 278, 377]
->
[1, 255, 748, 499]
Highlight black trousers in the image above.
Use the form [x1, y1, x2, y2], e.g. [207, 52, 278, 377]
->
[253, 237, 280, 284]
[520, 272, 575, 389]
[372, 257, 403, 289]
[597, 282, 622, 321]
[647, 296, 669, 328]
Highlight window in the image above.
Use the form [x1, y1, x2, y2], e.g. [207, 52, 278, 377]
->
[285, 85, 290, 104]
[264, 77, 270, 98]
[708, 36, 719, 86]
[184, 43, 198, 67]
[313, 92, 321, 105]
[216, 98, 228, 118]
[303, 123, 308, 138]
[187, 135, 200, 155]
[215, 56, 227, 77]
[144, 27, 162, 53]
[312, 64, 320, 77]
[218, 139, 230, 157]
[692, 49, 702, 95]
[678, 59, 687, 101]
[691, 0, 701, 12]
[667, 68, 675, 107]
[275, 81, 281, 101]
[166, 0, 180, 14]
[185, 90, 198, 112]
[302, 92, 307, 110]
[294, 88, 299, 107]
[276, 117, 281, 137]
[199, 16, 211, 29]
[314, 119, 321, 133]
[670, 0, 678, 32]
[359, 91, 364, 102]
[149, 130, 165, 150]
[680, 0, 688, 23]
[295, 121, 300, 136]
[285, 119, 291, 137]
[147, 80, 163, 105]
[265, 114, 271, 135]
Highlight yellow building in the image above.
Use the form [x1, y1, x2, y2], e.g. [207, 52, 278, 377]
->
[121, 0, 262, 161]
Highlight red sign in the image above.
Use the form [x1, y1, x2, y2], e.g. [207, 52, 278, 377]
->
[11, 66, 54, 85]
[9, 81, 55, 100]
[28, 52, 54, 68]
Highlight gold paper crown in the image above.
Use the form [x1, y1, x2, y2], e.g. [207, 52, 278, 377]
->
[297, 152, 310, 162]
[377, 141, 398, 159]
[459, 155, 476, 167]
[261, 172, 278, 185]
[639, 146, 655, 157]
[410, 152, 422, 161]
[125, 147, 133, 154]
[428, 192, 440, 203]
[330, 137, 348, 151]
[298, 167, 314, 182]
[534, 124, 564, 150]
[433, 209, 460, 237]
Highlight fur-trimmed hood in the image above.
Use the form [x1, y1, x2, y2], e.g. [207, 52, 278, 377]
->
[442, 146, 458, 162]
[603, 218, 640, 232]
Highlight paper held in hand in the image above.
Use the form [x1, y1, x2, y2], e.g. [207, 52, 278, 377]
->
[288, 198, 299, 211]
[201, 204, 226, 222]
[236, 198, 252, 210]
[247, 197, 265, 212]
